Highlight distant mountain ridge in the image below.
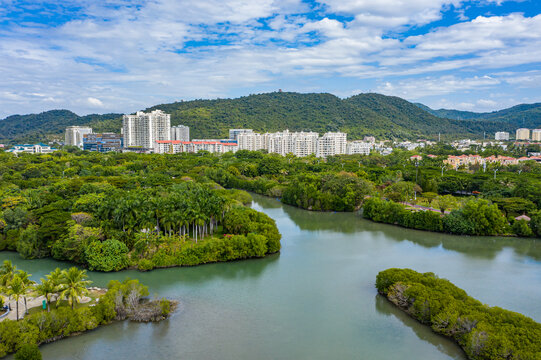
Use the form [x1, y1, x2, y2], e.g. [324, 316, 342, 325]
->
[0, 92, 538, 144]
[416, 102, 541, 129]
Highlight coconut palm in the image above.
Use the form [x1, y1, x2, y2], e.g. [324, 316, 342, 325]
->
[16, 270, 33, 315]
[0, 260, 17, 287]
[46, 268, 64, 305]
[6, 275, 26, 320]
[34, 278, 56, 312]
[58, 267, 92, 309]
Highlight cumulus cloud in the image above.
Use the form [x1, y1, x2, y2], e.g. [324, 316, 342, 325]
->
[86, 97, 104, 107]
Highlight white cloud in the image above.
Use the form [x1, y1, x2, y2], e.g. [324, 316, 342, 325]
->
[86, 97, 104, 107]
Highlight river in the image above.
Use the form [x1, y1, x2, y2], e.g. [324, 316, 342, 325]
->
[2, 194, 541, 359]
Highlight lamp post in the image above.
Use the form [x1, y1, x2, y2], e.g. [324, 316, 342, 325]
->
[494, 169, 499, 180]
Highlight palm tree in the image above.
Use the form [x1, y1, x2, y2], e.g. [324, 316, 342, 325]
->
[0, 260, 17, 287]
[16, 270, 33, 315]
[6, 275, 25, 320]
[46, 268, 64, 306]
[34, 278, 56, 312]
[59, 267, 92, 309]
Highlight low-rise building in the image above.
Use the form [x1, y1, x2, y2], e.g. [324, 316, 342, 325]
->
[346, 141, 371, 155]
[495, 132, 510, 141]
[154, 140, 238, 154]
[6, 143, 57, 154]
[83, 133, 123, 152]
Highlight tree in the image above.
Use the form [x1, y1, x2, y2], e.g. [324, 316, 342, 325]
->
[46, 268, 64, 305]
[6, 275, 26, 320]
[433, 194, 456, 214]
[58, 267, 92, 309]
[16, 270, 33, 315]
[0, 260, 17, 287]
[33, 278, 56, 312]
[14, 344, 42, 360]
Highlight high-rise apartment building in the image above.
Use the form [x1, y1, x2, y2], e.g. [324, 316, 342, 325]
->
[171, 125, 190, 141]
[123, 110, 171, 148]
[65, 126, 93, 147]
[237, 132, 264, 151]
[516, 128, 530, 140]
[495, 132, 510, 141]
[317, 132, 347, 158]
[532, 129, 541, 141]
[229, 129, 253, 140]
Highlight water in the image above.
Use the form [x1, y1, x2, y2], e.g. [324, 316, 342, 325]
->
[2, 194, 540, 360]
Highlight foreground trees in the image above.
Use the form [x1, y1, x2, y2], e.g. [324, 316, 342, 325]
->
[376, 268, 541, 360]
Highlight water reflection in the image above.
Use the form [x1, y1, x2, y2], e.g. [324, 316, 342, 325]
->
[374, 294, 467, 360]
[252, 194, 541, 261]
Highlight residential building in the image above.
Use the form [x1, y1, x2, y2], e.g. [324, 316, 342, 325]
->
[123, 110, 171, 148]
[65, 126, 92, 147]
[532, 129, 541, 141]
[154, 140, 238, 154]
[516, 128, 530, 140]
[6, 143, 57, 154]
[237, 132, 265, 151]
[229, 129, 253, 141]
[317, 132, 347, 158]
[363, 136, 376, 143]
[171, 125, 190, 141]
[346, 141, 371, 155]
[83, 133, 123, 152]
[495, 131, 510, 141]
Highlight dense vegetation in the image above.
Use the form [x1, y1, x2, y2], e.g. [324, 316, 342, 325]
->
[0, 262, 172, 357]
[0, 151, 281, 271]
[376, 268, 541, 360]
[418, 102, 541, 130]
[1, 92, 526, 144]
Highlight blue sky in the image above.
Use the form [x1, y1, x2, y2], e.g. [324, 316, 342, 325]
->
[1, 0, 541, 117]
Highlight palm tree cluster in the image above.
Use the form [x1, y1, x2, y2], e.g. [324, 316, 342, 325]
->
[0, 261, 92, 320]
[96, 183, 229, 242]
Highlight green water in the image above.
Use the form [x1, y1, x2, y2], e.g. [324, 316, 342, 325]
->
[2, 194, 540, 360]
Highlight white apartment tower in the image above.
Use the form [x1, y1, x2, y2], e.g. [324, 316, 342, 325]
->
[123, 110, 171, 148]
[317, 132, 347, 158]
[171, 125, 190, 141]
[229, 129, 253, 141]
[532, 129, 541, 141]
[516, 128, 530, 140]
[495, 132, 510, 141]
[65, 126, 93, 148]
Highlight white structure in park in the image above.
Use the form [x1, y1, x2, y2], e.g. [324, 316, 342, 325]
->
[516, 128, 530, 140]
[123, 110, 171, 148]
[346, 141, 371, 155]
[65, 126, 92, 147]
[495, 131, 510, 141]
[7, 143, 57, 154]
[532, 129, 541, 141]
[171, 125, 190, 141]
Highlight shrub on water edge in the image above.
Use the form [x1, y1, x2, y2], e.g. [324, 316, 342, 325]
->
[14, 344, 42, 360]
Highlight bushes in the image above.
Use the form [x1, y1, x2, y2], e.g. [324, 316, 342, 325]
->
[85, 239, 129, 272]
[14, 344, 42, 360]
[376, 268, 541, 360]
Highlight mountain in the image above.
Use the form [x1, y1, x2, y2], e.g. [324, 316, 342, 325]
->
[0, 92, 531, 144]
[0, 110, 122, 144]
[416, 103, 541, 129]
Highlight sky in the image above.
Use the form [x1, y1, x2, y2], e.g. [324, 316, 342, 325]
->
[1, 0, 541, 118]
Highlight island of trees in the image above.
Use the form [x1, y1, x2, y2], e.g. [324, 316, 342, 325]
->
[0, 261, 175, 358]
[376, 268, 541, 360]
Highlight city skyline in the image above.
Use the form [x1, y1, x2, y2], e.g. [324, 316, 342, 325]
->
[1, 1, 541, 118]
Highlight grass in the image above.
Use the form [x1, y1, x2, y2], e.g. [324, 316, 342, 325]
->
[26, 290, 102, 316]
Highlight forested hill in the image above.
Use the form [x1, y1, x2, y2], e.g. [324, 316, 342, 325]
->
[0, 110, 122, 144]
[0, 92, 527, 143]
[146, 92, 507, 140]
[417, 102, 541, 129]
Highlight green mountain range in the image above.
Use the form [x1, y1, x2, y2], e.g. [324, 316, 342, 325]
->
[416, 102, 541, 129]
[0, 92, 537, 144]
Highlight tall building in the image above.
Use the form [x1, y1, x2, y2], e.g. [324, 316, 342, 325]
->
[237, 132, 264, 151]
[123, 110, 170, 148]
[495, 132, 510, 141]
[346, 141, 371, 155]
[65, 126, 92, 147]
[171, 125, 190, 141]
[229, 129, 253, 140]
[532, 129, 541, 141]
[83, 133, 123, 152]
[516, 128, 530, 140]
[317, 132, 347, 158]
